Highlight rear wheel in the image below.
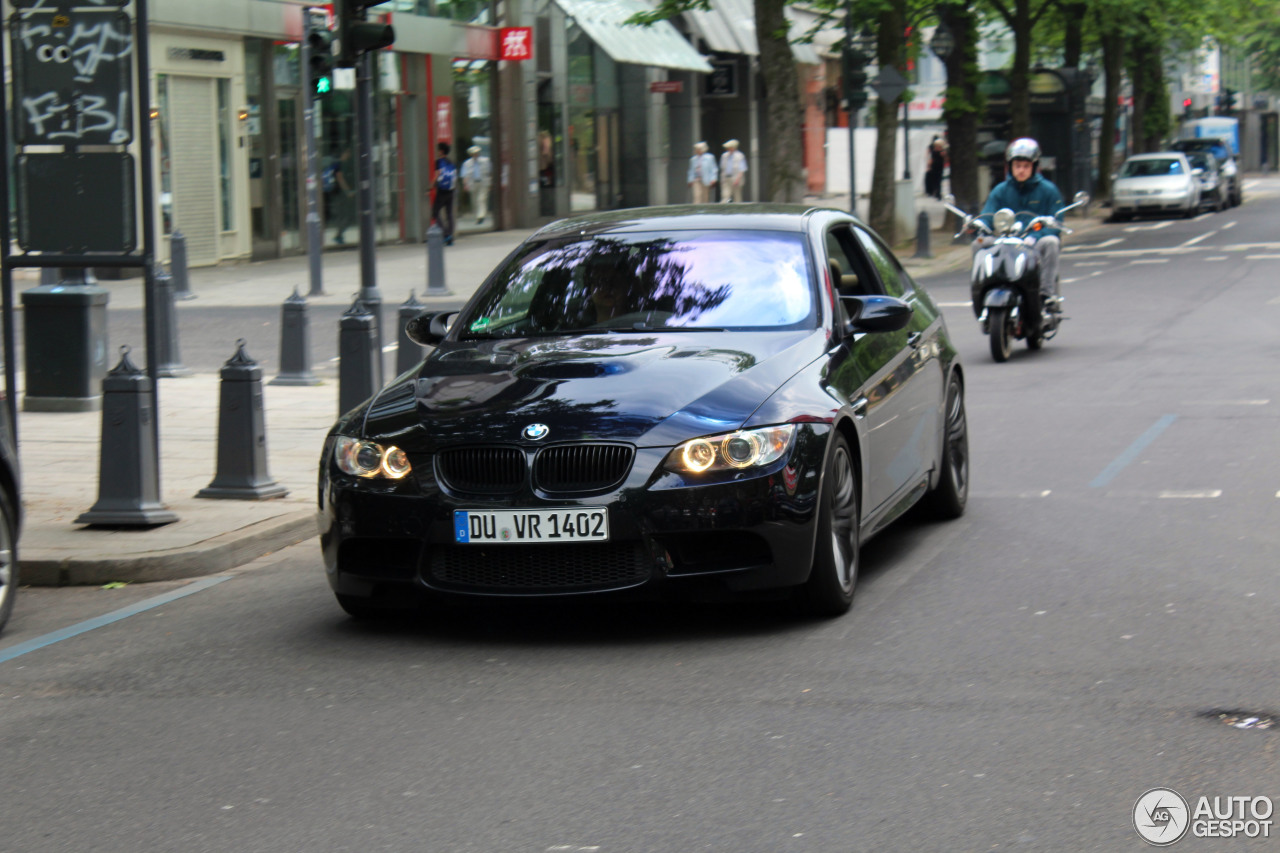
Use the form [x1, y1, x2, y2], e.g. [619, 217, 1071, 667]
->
[988, 306, 1013, 362]
[924, 374, 969, 519]
[0, 488, 18, 633]
[797, 435, 859, 617]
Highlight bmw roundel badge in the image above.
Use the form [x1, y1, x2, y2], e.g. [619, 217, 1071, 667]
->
[522, 423, 550, 441]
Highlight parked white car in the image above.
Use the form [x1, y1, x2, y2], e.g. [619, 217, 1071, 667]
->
[1109, 152, 1199, 221]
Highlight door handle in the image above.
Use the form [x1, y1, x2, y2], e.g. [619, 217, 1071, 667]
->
[851, 396, 869, 418]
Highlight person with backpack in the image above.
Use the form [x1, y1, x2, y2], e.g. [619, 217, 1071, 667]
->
[323, 148, 355, 244]
[432, 141, 457, 245]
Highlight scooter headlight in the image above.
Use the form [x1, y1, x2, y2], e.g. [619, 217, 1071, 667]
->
[992, 208, 1017, 234]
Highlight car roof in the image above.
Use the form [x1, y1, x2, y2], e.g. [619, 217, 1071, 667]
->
[1125, 152, 1188, 161]
[532, 203, 856, 239]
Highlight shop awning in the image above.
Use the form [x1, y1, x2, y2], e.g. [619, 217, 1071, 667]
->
[684, 0, 821, 64]
[552, 0, 713, 74]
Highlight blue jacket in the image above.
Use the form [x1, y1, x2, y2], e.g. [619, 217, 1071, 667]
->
[981, 172, 1065, 239]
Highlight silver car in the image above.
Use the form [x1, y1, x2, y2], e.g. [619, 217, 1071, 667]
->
[1185, 151, 1228, 212]
[1109, 152, 1199, 221]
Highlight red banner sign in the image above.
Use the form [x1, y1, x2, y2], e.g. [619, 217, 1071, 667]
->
[434, 95, 453, 148]
[500, 27, 533, 61]
[650, 81, 684, 94]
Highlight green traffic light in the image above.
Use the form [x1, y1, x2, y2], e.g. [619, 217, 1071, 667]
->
[316, 76, 332, 95]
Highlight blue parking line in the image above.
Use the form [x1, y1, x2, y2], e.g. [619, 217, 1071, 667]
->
[0, 576, 231, 665]
[1090, 414, 1178, 488]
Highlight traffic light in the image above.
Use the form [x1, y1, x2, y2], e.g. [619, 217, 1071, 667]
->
[335, 0, 395, 68]
[308, 25, 334, 97]
[1183, 97, 1193, 116]
[843, 44, 869, 110]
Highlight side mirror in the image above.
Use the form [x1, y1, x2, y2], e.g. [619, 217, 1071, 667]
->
[841, 295, 914, 335]
[1073, 191, 1090, 205]
[404, 311, 454, 346]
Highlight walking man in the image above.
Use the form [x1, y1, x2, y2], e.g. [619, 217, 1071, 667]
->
[432, 141, 457, 245]
[719, 139, 748, 202]
[461, 145, 493, 225]
[687, 141, 717, 204]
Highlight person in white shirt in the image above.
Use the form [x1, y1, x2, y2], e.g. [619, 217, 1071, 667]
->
[687, 141, 717, 204]
[460, 145, 493, 225]
[719, 139, 748, 202]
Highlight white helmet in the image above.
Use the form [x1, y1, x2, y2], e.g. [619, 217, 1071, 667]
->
[1006, 137, 1041, 167]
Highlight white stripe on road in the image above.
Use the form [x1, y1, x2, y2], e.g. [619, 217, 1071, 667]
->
[1123, 221, 1174, 232]
[1178, 231, 1217, 248]
[1246, 255, 1280, 260]
[1159, 490, 1222, 499]
[1065, 238, 1124, 251]
[1130, 258, 1170, 264]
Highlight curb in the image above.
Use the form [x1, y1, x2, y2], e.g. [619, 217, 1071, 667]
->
[21, 510, 319, 586]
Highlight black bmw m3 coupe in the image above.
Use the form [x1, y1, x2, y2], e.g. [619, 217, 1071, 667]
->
[319, 205, 968, 618]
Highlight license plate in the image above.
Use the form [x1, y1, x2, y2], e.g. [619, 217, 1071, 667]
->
[454, 508, 609, 544]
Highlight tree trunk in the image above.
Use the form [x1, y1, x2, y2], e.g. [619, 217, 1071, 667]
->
[755, 0, 805, 201]
[1096, 20, 1124, 200]
[869, 4, 904, 242]
[939, 1, 981, 221]
[1009, 0, 1033, 138]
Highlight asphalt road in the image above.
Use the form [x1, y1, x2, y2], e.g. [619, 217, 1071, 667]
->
[2, 178, 1278, 851]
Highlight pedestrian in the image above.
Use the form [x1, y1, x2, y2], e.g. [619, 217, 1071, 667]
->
[719, 139, 748, 202]
[925, 136, 947, 199]
[687, 141, 717, 204]
[432, 141, 457, 245]
[323, 148, 355, 244]
[461, 144, 493, 225]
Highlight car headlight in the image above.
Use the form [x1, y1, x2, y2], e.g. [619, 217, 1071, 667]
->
[334, 436, 412, 479]
[664, 425, 795, 474]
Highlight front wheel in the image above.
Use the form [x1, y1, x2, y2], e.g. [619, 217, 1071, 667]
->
[797, 434, 860, 617]
[988, 306, 1013, 362]
[0, 487, 18, 633]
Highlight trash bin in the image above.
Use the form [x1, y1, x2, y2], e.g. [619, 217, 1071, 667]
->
[22, 276, 110, 412]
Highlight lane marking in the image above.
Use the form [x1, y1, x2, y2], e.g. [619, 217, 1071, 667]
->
[1178, 231, 1217, 248]
[1221, 220, 1238, 229]
[1205, 256, 1229, 262]
[0, 576, 232, 665]
[1123, 221, 1174, 232]
[1129, 258, 1170, 264]
[1159, 490, 1222, 499]
[1090, 414, 1178, 488]
[1070, 261, 1111, 267]
[1245, 255, 1280, 260]
[937, 301, 971, 308]
[1065, 238, 1124, 251]
[1180, 399, 1268, 406]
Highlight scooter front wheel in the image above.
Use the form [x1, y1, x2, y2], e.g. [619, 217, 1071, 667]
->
[989, 307, 1013, 362]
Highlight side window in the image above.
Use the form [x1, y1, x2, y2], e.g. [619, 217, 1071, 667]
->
[851, 225, 913, 299]
[824, 226, 873, 296]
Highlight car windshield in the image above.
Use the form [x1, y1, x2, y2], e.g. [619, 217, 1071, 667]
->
[457, 230, 815, 336]
[1121, 158, 1183, 177]
[1187, 153, 1213, 171]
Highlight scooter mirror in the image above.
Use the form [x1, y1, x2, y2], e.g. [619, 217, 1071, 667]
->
[1073, 191, 1090, 205]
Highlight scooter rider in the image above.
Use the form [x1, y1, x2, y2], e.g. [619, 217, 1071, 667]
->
[976, 137, 1066, 308]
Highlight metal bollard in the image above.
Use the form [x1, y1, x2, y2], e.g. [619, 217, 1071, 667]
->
[155, 267, 192, 377]
[338, 298, 379, 415]
[913, 210, 933, 259]
[170, 229, 195, 300]
[396, 290, 427, 377]
[74, 347, 179, 527]
[22, 267, 110, 412]
[197, 340, 288, 500]
[270, 288, 321, 386]
[425, 223, 450, 295]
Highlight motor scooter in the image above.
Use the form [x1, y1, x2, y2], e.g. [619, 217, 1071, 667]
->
[943, 191, 1089, 362]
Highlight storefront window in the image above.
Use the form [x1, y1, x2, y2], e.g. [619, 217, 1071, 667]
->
[434, 0, 490, 23]
[567, 26, 596, 212]
[218, 78, 234, 232]
[157, 74, 172, 235]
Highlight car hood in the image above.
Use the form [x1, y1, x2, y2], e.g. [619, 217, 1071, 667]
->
[1114, 175, 1191, 192]
[356, 330, 828, 449]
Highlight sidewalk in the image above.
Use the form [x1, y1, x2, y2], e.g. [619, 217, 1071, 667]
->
[16, 194, 1090, 587]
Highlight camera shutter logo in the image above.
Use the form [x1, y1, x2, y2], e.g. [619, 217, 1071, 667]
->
[1134, 788, 1191, 846]
[522, 423, 550, 441]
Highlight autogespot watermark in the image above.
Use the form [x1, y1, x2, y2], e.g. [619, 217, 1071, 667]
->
[1133, 788, 1274, 845]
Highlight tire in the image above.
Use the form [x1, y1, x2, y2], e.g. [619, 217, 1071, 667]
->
[0, 488, 18, 634]
[797, 434, 859, 617]
[988, 306, 1013, 362]
[924, 374, 969, 519]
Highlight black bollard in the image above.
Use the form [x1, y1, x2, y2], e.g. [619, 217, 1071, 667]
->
[75, 347, 179, 527]
[913, 210, 933, 259]
[270, 288, 321, 386]
[339, 298, 379, 415]
[396, 290, 427, 377]
[197, 341, 288, 500]
[425, 223, 450, 295]
[155, 267, 192, 377]
[170, 229, 195, 300]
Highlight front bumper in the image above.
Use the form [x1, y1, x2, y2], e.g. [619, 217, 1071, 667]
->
[319, 424, 831, 606]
